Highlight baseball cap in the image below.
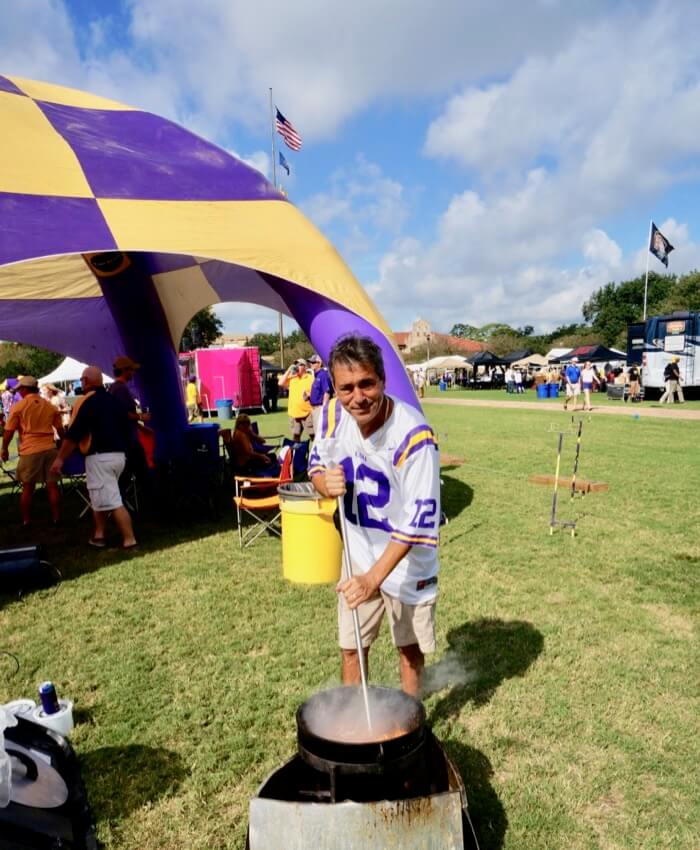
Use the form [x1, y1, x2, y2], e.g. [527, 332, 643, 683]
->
[113, 355, 140, 371]
[18, 375, 38, 388]
[570, 357, 579, 363]
[308, 354, 322, 364]
[672, 355, 680, 362]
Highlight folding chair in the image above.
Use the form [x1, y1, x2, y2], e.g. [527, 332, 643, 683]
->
[281, 438, 310, 481]
[0, 459, 21, 496]
[233, 447, 294, 549]
[60, 451, 91, 518]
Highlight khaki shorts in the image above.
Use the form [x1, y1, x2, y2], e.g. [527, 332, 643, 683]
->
[289, 413, 314, 439]
[85, 452, 125, 512]
[565, 382, 581, 397]
[17, 449, 59, 485]
[338, 591, 437, 654]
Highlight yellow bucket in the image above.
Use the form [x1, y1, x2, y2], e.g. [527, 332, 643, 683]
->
[279, 485, 342, 584]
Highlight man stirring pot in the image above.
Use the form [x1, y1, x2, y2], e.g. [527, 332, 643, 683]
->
[310, 334, 441, 696]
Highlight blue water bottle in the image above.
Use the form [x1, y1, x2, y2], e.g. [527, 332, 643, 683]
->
[38, 681, 60, 715]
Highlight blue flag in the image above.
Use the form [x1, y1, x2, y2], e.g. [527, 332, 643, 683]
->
[279, 151, 290, 175]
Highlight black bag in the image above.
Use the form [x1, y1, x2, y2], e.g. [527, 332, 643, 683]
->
[0, 545, 60, 594]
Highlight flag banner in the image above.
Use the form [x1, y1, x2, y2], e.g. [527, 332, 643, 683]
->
[275, 108, 302, 151]
[649, 222, 674, 267]
[279, 151, 290, 175]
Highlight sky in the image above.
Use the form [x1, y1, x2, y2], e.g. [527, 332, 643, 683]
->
[4, 0, 700, 337]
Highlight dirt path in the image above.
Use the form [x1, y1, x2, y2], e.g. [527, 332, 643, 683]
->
[423, 396, 700, 421]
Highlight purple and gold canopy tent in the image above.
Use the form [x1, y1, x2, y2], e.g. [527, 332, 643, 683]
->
[0, 76, 415, 459]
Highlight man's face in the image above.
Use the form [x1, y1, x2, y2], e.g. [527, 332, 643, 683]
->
[311, 361, 321, 373]
[332, 361, 385, 430]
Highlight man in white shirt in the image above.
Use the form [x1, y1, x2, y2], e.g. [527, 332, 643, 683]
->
[310, 335, 440, 696]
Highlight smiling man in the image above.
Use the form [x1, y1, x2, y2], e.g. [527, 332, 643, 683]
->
[310, 334, 440, 696]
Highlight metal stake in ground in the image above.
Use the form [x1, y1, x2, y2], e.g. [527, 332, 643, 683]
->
[549, 432, 577, 537]
[334, 485, 373, 733]
[549, 432, 564, 535]
[570, 419, 584, 501]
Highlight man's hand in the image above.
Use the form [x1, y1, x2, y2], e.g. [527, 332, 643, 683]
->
[337, 573, 380, 609]
[49, 457, 64, 477]
[0, 447, 8, 462]
[324, 465, 346, 497]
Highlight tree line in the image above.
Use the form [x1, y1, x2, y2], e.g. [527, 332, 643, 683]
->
[448, 269, 700, 356]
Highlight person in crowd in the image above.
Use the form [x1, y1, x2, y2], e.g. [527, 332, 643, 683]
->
[230, 413, 279, 476]
[514, 367, 524, 394]
[263, 371, 280, 413]
[50, 366, 137, 549]
[659, 356, 684, 404]
[278, 359, 314, 440]
[627, 365, 642, 402]
[185, 375, 200, 422]
[505, 366, 515, 393]
[310, 334, 440, 697]
[563, 357, 582, 411]
[613, 368, 627, 386]
[415, 369, 426, 398]
[1, 376, 63, 526]
[109, 355, 151, 496]
[46, 384, 70, 428]
[580, 361, 599, 412]
[1, 384, 14, 420]
[308, 354, 333, 435]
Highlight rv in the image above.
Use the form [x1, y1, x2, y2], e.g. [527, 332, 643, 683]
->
[627, 311, 700, 394]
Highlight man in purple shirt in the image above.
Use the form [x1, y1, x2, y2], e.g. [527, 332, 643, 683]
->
[308, 354, 333, 435]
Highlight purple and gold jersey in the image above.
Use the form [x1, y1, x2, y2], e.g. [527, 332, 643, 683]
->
[309, 395, 440, 604]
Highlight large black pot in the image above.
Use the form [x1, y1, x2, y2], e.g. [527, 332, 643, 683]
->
[296, 686, 430, 801]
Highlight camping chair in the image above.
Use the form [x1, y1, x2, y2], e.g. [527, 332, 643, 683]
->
[281, 438, 310, 481]
[0, 458, 21, 497]
[60, 451, 91, 518]
[233, 447, 294, 549]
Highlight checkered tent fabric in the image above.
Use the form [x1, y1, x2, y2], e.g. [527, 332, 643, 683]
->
[0, 75, 391, 370]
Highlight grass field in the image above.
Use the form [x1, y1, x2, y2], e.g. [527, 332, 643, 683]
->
[1, 402, 698, 849]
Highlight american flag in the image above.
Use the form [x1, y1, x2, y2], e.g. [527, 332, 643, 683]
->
[275, 108, 302, 151]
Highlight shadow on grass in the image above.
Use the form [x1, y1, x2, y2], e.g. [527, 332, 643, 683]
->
[442, 738, 507, 850]
[427, 618, 544, 723]
[441, 472, 473, 521]
[80, 744, 186, 822]
[0, 478, 237, 598]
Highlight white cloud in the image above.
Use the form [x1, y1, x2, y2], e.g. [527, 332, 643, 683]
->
[583, 230, 621, 268]
[302, 156, 408, 260]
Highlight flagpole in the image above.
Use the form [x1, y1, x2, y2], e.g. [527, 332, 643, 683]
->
[643, 219, 652, 321]
[269, 88, 285, 367]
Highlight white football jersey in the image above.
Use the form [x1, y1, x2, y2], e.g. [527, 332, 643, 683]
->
[309, 395, 440, 604]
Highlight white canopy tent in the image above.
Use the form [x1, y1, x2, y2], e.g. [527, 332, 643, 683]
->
[408, 355, 473, 371]
[39, 357, 113, 386]
[512, 353, 548, 369]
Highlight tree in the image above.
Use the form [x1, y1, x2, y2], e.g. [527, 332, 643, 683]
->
[450, 323, 484, 340]
[246, 333, 279, 356]
[658, 269, 700, 314]
[0, 343, 62, 380]
[582, 273, 675, 347]
[180, 308, 224, 351]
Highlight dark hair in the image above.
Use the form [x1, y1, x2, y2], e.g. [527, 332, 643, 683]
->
[328, 334, 385, 383]
[113, 368, 124, 377]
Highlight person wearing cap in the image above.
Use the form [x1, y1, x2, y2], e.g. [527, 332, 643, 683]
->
[109, 355, 151, 496]
[308, 354, 333, 435]
[563, 357, 582, 411]
[50, 366, 137, 549]
[1, 376, 64, 526]
[278, 359, 314, 440]
[659, 356, 684, 404]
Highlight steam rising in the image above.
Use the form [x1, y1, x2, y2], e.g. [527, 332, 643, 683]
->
[301, 686, 420, 744]
[423, 651, 478, 695]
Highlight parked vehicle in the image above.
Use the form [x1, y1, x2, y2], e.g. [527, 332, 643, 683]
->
[627, 311, 700, 393]
[179, 347, 262, 414]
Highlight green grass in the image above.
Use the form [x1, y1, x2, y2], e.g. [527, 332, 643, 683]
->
[1, 405, 698, 849]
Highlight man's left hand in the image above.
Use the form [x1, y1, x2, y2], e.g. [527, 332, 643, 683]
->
[337, 573, 380, 609]
[0, 447, 8, 462]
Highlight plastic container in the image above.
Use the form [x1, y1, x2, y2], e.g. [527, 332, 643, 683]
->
[215, 398, 233, 420]
[536, 384, 549, 399]
[31, 699, 74, 737]
[547, 383, 560, 398]
[0, 706, 17, 807]
[279, 483, 342, 584]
